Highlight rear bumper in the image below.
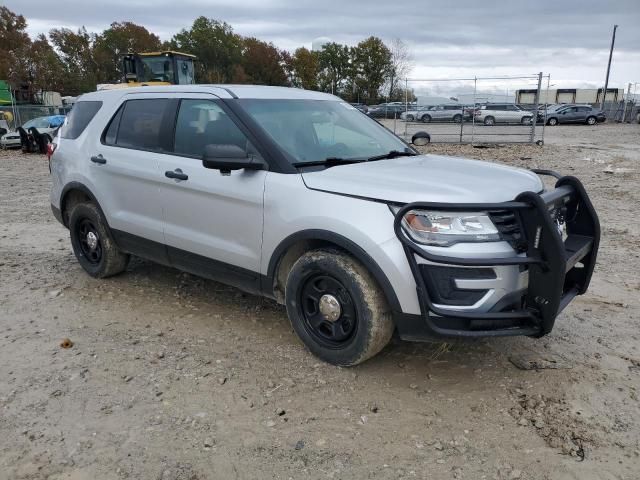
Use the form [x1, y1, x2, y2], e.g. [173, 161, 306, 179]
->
[393, 172, 600, 340]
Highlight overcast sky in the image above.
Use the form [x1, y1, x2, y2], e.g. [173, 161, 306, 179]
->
[6, 0, 640, 94]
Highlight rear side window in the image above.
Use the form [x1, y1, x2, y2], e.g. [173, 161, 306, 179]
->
[110, 99, 170, 151]
[61, 101, 102, 139]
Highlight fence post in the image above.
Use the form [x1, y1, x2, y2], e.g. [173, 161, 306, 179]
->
[530, 72, 542, 144]
[471, 77, 477, 145]
[404, 78, 409, 139]
[621, 83, 631, 123]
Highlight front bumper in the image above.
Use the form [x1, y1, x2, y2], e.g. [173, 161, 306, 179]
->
[393, 172, 600, 340]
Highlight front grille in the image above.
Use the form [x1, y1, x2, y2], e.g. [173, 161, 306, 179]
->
[419, 265, 495, 306]
[490, 210, 527, 252]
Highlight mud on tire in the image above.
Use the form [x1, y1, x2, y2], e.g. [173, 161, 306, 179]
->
[285, 249, 394, 366]
[69, 202, 129, 278]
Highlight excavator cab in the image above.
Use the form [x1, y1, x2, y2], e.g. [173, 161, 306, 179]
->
[122, 51, 196, 86]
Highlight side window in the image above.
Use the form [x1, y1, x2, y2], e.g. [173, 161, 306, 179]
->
[507, 105, 518, 111]
[103, 105, 124, 145]
[115, 99, 170, 151]
[173, 99, 253, 158]
[61, 101, 102, 139]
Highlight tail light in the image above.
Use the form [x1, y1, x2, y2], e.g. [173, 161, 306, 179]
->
[47, 142, 56, 159]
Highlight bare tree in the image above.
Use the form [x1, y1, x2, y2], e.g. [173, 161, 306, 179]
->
[386, 38, 412, 101]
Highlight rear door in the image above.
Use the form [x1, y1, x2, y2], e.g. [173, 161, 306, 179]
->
[90, 94, 174, 258]
[156, 94, 267, 291]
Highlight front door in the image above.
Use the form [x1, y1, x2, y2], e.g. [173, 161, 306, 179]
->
[156, 96, 267, 292]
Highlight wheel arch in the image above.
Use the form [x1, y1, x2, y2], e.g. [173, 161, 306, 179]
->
[59, 181, 105, 228]
[264, 229, 402, 313]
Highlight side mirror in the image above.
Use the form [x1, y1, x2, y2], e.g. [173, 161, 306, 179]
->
[411, 131, 431, 146]
[202, 144, 265, 172]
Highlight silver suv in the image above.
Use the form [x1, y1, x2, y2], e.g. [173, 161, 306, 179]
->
[50, 85, 600, 366]
[474, 103, 533, 125]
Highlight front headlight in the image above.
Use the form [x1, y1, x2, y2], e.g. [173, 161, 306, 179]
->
[391, 207, 500, 247]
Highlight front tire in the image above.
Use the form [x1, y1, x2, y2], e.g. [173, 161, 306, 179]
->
[521, 116, 532, 125]
[69, 202, 129, 278]
[547, 117, 558, 126]
[453, 114, 462, 123]
[421, 114, 432, 123]
[406, 114, 415, 122]
[285, 249, 394, 366]
[483, 116, 495, 126]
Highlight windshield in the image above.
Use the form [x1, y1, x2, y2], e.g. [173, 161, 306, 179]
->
[238, 99, 412, 164]
[140, 56, 174, 83]
[22, 117, 51, 129]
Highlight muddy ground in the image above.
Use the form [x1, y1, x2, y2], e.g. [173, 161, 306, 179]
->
[1, 124, 639, 480]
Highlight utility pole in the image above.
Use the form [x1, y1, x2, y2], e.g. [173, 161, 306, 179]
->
[600, 24, 618, 110]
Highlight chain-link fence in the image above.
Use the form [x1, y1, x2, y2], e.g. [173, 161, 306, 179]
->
[377, 73, 547, 144]
[0, 105, 72, 131]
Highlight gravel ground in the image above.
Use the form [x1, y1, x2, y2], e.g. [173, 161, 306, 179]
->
[1, 123, 639, 479]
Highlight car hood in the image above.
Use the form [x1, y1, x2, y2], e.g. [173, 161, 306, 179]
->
[301, 154, 544, 204]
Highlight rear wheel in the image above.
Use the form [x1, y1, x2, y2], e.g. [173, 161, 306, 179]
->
[285, 249, 394, 366]
[69, 202, 129, 278]
[483, 116, 495, 126]
[547, 117, 558, 126]
[452, 114, 462, 123]
[405, 114, 415, 122]
[421, 114, 432, 123]
[586, 116, 597, 125]
[521, 116, 532, 125]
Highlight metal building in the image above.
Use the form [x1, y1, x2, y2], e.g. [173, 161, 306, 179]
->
[515, 88, 624, 105]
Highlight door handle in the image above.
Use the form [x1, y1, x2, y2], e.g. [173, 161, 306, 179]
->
[165, 169, 188, 181]
[90, 155, 106, 164]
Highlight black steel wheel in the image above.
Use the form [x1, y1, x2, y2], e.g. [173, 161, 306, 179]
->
[285, 249, 394, 366]
[299, 274, 357, 347]
[75, 218, 102, 265]
[69, 202, 129, 278]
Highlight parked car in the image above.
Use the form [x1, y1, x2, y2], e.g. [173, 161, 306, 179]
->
[0, 130, 21, 149]
[368, 104, 407, 118]
[399, 106, 432, 122]
[350, 103, 368, 114]
[474, 104, 533, 125]
[2, 115, 66, 149]
[540, 105, 606, 126]
[50, 85, 600, 366]
[417, 105, 466, 123]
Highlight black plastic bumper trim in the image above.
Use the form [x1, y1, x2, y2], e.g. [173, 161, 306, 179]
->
[393, 174, 600, 340]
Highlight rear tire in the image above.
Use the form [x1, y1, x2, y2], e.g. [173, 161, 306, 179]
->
[285, 249, 394, 366]
[483, 116, 495, 126]
[406, 114, 415, 122]
[69, 202, 129, 278]
[421, 114, 431, 123]
[453, 114, 462, 123]
[586, 116, 597, 125]
[521, 116, 532, 125]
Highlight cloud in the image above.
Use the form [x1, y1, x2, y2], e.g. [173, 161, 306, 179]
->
[5, 0, 640, 86]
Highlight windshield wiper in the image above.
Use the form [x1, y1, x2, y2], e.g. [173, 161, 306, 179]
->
[291, 157, 365, 168]
[366, 150, 418, 162]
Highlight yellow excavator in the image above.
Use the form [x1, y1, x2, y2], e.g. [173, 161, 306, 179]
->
[98, 51, 196, 90]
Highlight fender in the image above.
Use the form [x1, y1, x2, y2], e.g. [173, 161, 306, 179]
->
[264, 229, 401, 313]
[58, 181, 107, 228]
